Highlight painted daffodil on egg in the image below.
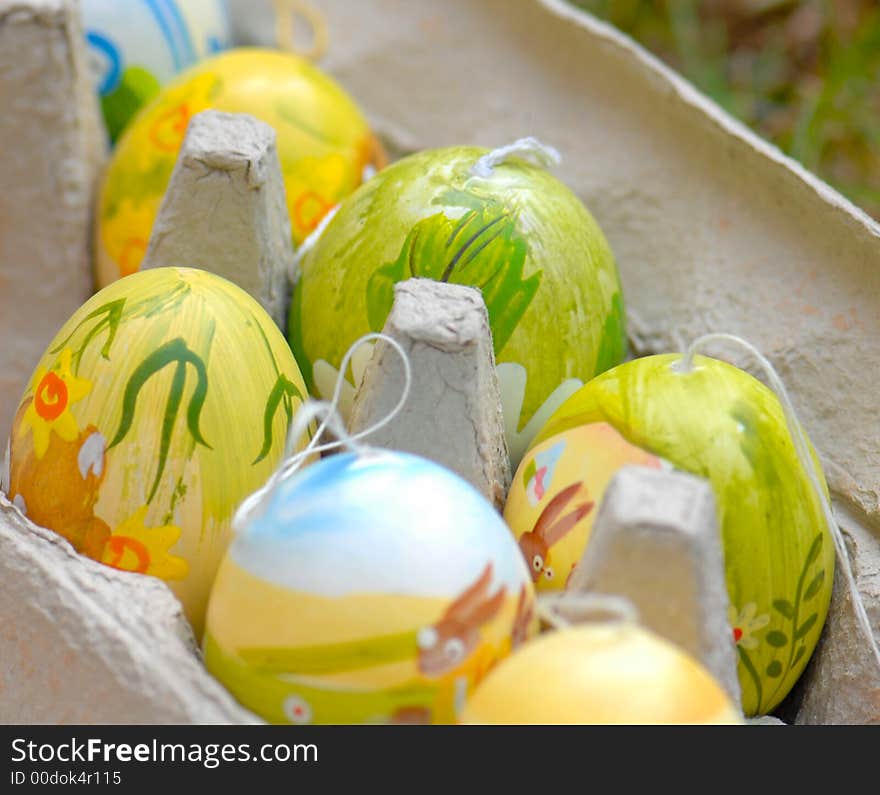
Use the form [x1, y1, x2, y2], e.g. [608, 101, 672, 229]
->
[102, 506, 189, 580]
[19, 349, 92, 459]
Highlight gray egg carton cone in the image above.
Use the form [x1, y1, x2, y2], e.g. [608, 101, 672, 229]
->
[1, 0, 878, 724]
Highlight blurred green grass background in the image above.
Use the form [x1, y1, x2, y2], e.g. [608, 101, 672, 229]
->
[574, 0, 880, 220]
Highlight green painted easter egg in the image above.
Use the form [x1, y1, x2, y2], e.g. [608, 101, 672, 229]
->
[4, 268, 307, 636]
[529, 353, 834, 716]
[288, 145, 626, 465]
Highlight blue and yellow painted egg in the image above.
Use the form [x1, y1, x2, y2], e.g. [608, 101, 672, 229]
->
[4, 268, 307, 635]
[204, 450, 537, 724]
[83, 0, 232, 142]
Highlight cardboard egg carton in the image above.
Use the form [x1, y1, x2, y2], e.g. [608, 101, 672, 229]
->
[1, 0, 879, 724]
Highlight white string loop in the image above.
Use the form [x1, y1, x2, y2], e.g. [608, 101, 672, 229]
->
[674, 333, 880, 668]
[232, 332, 412, 533]
[537, 592, 639, 630]
[470, 137, 561, 178]
[288, 204, 340, 286]
[272, 0, 329, 60]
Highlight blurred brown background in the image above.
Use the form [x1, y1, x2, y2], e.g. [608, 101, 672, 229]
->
[576, 0, 880, 220]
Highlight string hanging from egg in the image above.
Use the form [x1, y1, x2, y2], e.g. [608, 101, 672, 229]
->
[288, 137, 562, 288]
[673, 333, 880, 670]
[288, 203, 340, 287]
[232, 332, 412, 533]
[536, 591, 639, 631]
[470, 137, 562, 178]
[273, 0, 329, 60]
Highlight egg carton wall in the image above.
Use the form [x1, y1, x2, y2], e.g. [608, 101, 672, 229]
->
[1, 0, 879, 724]
[0, 0, 104, 444]
[0, 493, 257, 724]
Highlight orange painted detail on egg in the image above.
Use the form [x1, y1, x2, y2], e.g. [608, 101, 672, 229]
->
[9, 395, 187, 583]
[294, 191, 333, 233]
[118, 237, 148, 278]
[416, 563, 506, 679]
[18, 349, 93, 459]
[149, 103, 192, 151]
[34, 372, 68, 421]
[95, 50, 384, 288]
[8, 400, 111, 561]
[518, 484, 594, 584]
[104, 536, 151, 574]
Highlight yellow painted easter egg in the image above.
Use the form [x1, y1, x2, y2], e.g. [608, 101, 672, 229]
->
[461, 623, 743, 724]
[95, 47, 385, 287]
[504, 422, 666, 590]
[3, 268, 307, 635]
[204, 450, 538, 724]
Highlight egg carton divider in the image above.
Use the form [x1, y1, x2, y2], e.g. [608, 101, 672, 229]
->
[141, 109, 295, 332]
[349, 278, 511, 510]
[0, 0, 105, 445]
[568, 465, 741, 706]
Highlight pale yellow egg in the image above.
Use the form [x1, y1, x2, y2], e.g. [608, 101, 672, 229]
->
[461, 623, 743, 725]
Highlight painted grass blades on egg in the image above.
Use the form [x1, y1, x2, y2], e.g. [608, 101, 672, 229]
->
[253, 374, 303, 465]
[49, 283, 195, 375]
[594, 292, 627, 375]
[238, 628, 420, 676]
[365, 200, 541, 355]
[50, 298, 126, 373]
[108, 337, 212, 503]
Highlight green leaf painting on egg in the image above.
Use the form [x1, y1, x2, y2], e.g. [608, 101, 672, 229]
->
[250, 315, 305, 465]
[108, 337, 213, 504]
[49, 281, 193, 373]
[594, 291, 627, 376]
[253, 374, 303, 465]
[50, 298, 126, 371]
[736, 533, 826, 709]
[529, 353, 835, 715]
[49, 288, 219, 503]
[365, 199, 542, 355]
